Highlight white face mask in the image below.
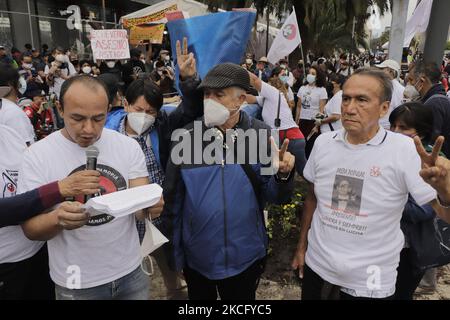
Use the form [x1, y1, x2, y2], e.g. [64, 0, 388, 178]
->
[306, 74, 316, 84]
[165, 55, 170, 62]
[82, 66, 92, 74]
[55, 54, 65, 63]
[106, 61, 116, 68]
[22, 63, 33, 69]
[18, 77, 27, 95]
[403, 84, 421, 102]
[127, 112, 155, 135]
[246, 59, 252, 65]
[140, 59, 146, 64]
[204, 99, 232, 127]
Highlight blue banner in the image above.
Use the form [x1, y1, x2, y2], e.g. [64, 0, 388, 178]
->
[167, 11, 256, 86]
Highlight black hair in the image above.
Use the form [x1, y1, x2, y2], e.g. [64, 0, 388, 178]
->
[270, 66, 283, 78]
[42, 44, 48, 50]
[351, 68, 393, 102]
[125, 79, 163, 112]
[413, 60, 441, 84]
[389, 102, 434, 144]
[11, 47, 20, 54]
[24, 43, 32, 50]
[155, 61, 165, 68]
[0, 63, 19, 92]
[130, 48, 142, 59]
[310, 66, 326, 88]
[59, 75, 109, 110]
[79, 60, 93, 67]
[329, 73, 347, 89]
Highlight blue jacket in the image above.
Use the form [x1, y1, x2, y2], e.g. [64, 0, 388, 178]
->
[163, 112, 294, 280]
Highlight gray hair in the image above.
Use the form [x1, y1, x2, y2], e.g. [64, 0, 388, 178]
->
[350, 68, 393, 103]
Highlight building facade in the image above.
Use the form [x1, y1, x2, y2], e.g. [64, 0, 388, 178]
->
[0, 0, 147, 54]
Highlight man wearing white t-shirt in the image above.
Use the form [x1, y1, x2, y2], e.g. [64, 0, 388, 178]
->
[376, 59, 405, 130]
[44, 48, 76, 99]
[291, 68, 450, 300]
[19, 75, 164, 300]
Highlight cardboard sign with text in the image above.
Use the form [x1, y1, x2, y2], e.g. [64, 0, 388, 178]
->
[130, 24, 165, 45]
[90, 29, 130, 60]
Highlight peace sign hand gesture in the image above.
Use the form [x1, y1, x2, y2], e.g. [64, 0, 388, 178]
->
[414, 136, 450, 202]
[271, 137, 295, 176]
[176, 37, 197, 79]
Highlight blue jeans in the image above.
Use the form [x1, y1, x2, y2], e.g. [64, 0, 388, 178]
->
[287, 138, 307, 176]
[55, 266, 149, 300]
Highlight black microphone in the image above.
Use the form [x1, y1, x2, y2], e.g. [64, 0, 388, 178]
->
[84, 145, 99, 202]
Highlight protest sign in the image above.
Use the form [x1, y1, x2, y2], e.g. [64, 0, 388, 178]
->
[90, 29, 130, 60]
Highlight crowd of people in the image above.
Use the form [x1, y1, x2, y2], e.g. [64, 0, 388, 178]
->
[1, 37, 450, 301]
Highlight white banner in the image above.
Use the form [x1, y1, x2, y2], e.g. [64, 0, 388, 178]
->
[90, 29, 130, 60]
[267, 10, 302, 64]
[403, 0, 433, 47]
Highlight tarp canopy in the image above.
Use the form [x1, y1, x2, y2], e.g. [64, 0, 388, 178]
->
[120, 0, 209, 27]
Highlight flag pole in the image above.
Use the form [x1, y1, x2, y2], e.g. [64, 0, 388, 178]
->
[294, 6, 306, 85]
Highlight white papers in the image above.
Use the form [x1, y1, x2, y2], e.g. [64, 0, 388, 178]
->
[83, 184, 163, 218]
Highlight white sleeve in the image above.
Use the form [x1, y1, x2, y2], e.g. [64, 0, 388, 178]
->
[288, 87, 294, 101]
[297, 86, 304, 99]
[327, 92, 342, 115]
[17, 147, 48, 194]
[127, 138, 149, 181]
[259, 81, 280, 112]
[401, 140, 437, 205]
[255, 96, 265, 107]
[303, 135, 325, 184]
[68, 63, 77, 77]
[2, 102, 35, 144]
[319, 87, 328, 100]
[44, 65, 50, 75]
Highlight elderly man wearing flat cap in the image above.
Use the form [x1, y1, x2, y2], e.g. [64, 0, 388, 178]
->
[163, 63, 296, 300]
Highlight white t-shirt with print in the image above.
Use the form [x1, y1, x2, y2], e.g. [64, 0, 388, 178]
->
[320, 90, 343, 133]
[303, 127, 436, 298]
[379, 79, 405, 129]
[0, 125, 43, 263]
[297, 85, 328, 120]
[17, 128, 148, 289]
[256, 82, 298, 130]
[0, 98, 35, 144]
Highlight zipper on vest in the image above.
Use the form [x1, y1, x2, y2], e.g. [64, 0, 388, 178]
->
[221, 159, 228, 271]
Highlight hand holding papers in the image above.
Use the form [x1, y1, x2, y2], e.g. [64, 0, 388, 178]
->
[83, 184, 163, 218]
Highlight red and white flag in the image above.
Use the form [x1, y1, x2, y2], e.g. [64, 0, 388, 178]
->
[267, 10, 302, 64]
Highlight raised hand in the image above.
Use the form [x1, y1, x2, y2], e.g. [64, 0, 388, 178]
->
[414, 136, 450, 201]
[271, 137, 295, 175]
[176, 37, 197, 79]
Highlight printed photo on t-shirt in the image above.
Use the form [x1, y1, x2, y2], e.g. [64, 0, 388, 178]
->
[331, 174, 363, 215]
[302, 90, 312, 110]
[2, 170, 17, 198]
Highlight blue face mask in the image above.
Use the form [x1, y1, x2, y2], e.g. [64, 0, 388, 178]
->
[280, 75, 289, 84]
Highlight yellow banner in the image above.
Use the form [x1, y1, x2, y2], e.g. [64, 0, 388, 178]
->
[123, 4, 178, 28]
[129, 24, 165, 44]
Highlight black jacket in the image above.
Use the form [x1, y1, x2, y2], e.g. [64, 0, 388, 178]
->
[422, 84, 450, 157]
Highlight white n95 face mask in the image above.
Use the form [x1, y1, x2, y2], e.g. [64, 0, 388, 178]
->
[82, 66, 92, 74]
[306, 74, 316, 84]
[204, 99, 232, 128]
[127, 112, 155, 135]
[106, 61, 116, 68]
[18, 77, 27, 95]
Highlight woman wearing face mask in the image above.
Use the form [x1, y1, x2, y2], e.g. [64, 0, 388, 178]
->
[295, 66, 328, 139]
[78, 60, 93, 76]
[268, 67, 295, 110]
[389, 102, 445, 300]
[246, 71, 307, 176]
